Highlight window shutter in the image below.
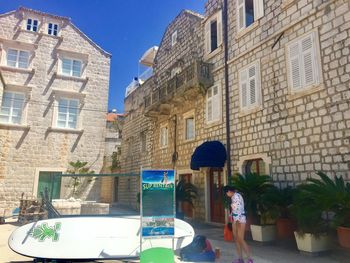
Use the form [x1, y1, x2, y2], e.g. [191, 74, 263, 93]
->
[254, 0, 265, 21]
[207, 88, 213, 122]
[240, 70, 248, 108]
[237, 0, 245, 31]
[217, 11, 223, 47]
[249, 65, 256, 105]
[213, 86, 220, 121]
[301, 33, 317, 86]
[205, 20, 211, 54]
[288, 42, 302, 90]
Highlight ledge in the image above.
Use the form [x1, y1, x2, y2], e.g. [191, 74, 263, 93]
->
[203, 45, 223, 61]
[0, 37, 38, 50]
[287, 84, 324, 100]
[55, 73, 88, 82]
[0, 123, 30, 130]
[239, 105, 263, 117]
[56, 48, 89, 61]
[39, 32, 63, 40]
[236, 21, 259, 39]
[48, 127, 84, 134]
[5, 83, 33, 93]
[0, 66, 35, 74]
[51, 88, 86, 99]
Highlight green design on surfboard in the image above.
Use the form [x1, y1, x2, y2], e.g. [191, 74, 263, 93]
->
[29, 222, 61, 242]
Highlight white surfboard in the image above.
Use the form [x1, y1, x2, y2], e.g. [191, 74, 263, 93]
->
[8, 216, 194, 260]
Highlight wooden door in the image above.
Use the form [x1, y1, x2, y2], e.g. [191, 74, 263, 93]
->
[209, 168, 225, 223]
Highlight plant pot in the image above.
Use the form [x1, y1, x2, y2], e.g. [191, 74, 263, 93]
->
[250, 224, 276, 242]
[245, 216, 253, 232]
[337, 226, 350, 248]
[294, 231, 331, 253]
[276, 218, 296, 239]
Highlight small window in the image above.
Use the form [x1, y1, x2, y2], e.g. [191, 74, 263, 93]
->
[0, 91, 25, 124]
[206, 85, 221, 123]
[57, 98, 79, 129]
[205, 11, 222, 54]
[61, 58, 82, 77]
[171, 31, 178, 46]
[244, 158, 266, 175]
[48, 23, 59, 36]
[185, 117, 195, 140]
[6, 49, 29, 69]
[26, 18, 38, 32]
[287, 31, 320, 91]
[140, 131, 147, 152]
[237, 0, 264, 31]
[160, 126, 168, 148]
[239, 61, 261, 110]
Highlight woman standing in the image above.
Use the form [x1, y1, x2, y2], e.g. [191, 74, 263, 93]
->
[223, 185, 253, 263]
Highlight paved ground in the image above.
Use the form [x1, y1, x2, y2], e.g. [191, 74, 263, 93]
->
[1, 208, 350, 263]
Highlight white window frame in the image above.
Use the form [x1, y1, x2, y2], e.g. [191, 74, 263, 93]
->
[239, 60, 261, 111]
[26, 18, 39, 32]
[6, 48, 30, 69]
[171, 31, 178, 46]
[286, 31, 321, 93]
[0, 91, 26, 125]
[206, 84, 221, 124]
[237, 0, 265, 32]
[48, 22, 59, 36]
[160, 124, 168, 148]
[60, 57, 83, 77]
[55, 97, 80, 129]
[204, 10, 223, 55]
[183, 110, 195, 141]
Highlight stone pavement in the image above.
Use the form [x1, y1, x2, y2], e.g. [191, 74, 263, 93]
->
[1, 215, 350, 263]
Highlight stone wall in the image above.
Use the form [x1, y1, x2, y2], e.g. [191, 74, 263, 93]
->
[0, 8, 110, 211]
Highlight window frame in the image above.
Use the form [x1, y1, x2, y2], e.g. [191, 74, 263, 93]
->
[206, 84, 221, 124]
[0, 90, 26, 125]
[6, 48, 30, 69]
[183, 110, 195, 141]
[204, 10, 223, 55]
[47, 22, 59, 36]
[236, 0, 265, 32]
[160, 124, 169, 148]
[26, 18, 39, 32]
[60, 57, 83, 77]
[55, 97, 80, 130]
[171, 30, 178, 46]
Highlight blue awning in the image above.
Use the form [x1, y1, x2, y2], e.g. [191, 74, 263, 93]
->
[190, 141, 227, 170]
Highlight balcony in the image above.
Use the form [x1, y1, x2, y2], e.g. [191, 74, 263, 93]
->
[144, 61, 213, 115]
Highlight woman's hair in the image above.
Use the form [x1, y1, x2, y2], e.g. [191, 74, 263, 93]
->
[223, 185, 236, 193]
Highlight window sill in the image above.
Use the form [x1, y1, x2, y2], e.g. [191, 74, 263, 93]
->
[184, 138, 196, 143]
[0, 66, 35, 74]
[52, 88, 86, 99]
[287, 83, 324, 100]
[0, 123, 30, 130]
[281, 0, 297, 10]
[236, 21, 259, 39]
[159, 146, 168, 150]
[48, 127, 84, 134]
[55, 73, 88, 82]
[203, 45, 223, 61]
[239, 105, 263, 117]
[39, 32, 63, 40]
[205, 119, 222, 128]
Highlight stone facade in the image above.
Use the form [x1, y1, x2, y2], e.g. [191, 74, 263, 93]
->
[0, 7, 111, 212]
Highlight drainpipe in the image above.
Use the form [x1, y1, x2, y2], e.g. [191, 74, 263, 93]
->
[223, 0, 232, 178]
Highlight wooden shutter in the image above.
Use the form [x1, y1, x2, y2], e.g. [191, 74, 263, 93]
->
[288, 42, 302, 90]
[213, 86, 221, 121]
[217, 11, 223, 47]
[205, 20, 211, 54]
[254, 0, 265, 21]
[240, 70, 248, 109]
[248, 65, 257, 105]
[237, 0, 246, 31]
[301, 33, 316, 86]
[207, 87, 213, 122]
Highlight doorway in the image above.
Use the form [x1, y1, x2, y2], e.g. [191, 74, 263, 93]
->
[179, 173, 193, 218]
[37, 171, 62, 199]
[209, 168, 225, 223]
[114, 177, 119, 202]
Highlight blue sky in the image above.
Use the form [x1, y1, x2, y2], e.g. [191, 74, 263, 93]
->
[0, 0, 206, 113]
[142, 170, 175, 183]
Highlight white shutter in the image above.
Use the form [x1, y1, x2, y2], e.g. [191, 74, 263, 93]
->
[248, 65, 256, 105]
[217, 11, 223, 47]
[240, 70, 248, 109]
[288, 42, 302, 90]
[301, 33, 317, 86]
[207, 87, 213, 122]
[254, 0, 265, 21]
[205, 20, 211, 54]
[213, 86, 221, 121]
[237, 0, 246, 31]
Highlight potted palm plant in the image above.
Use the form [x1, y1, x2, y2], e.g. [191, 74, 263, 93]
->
[230, 173, 276, 242]
[175, 179, 198, 220]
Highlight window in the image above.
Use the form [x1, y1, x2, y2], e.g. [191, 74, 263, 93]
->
[57, 98, 79, 129]
[26, 18, 38, 32]
[244, 158, 266, 175]
[171, 31, 178, 46]
[205, 11, 222, 54]
[206, 85, 221, 123]
[239, 61, 261, 110]
[6, 49, 29, 69]
[140, 131, 147, 152]
[160, 126, 168, 148]
[237, 0, 264, 31]
[185, 117, 195, 140]
[48, 23, 59, 36]
[287, 31, 320, 91]
[0, 91, 25, 124]
[61, 58, 82, 77]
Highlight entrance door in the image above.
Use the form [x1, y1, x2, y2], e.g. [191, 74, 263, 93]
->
[209, 168, 225, 223]
[114, 177, 119, 202]
[179, 174, 193, 218]
[37, 171, 62, 199]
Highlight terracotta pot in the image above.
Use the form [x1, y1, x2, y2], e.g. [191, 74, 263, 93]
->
[337, 226, 350, 248]
[276, 218, 296, 239]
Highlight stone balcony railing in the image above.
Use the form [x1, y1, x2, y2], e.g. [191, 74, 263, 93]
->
[144, 61, 213, 113]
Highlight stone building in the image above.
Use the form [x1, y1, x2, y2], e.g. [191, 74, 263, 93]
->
[0, 7, 111, 212]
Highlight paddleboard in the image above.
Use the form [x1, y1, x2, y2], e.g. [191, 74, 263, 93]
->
[8, 216, 194, 260]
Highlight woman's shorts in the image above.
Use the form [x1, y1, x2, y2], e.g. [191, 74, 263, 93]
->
[232, 214, 246, 224]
